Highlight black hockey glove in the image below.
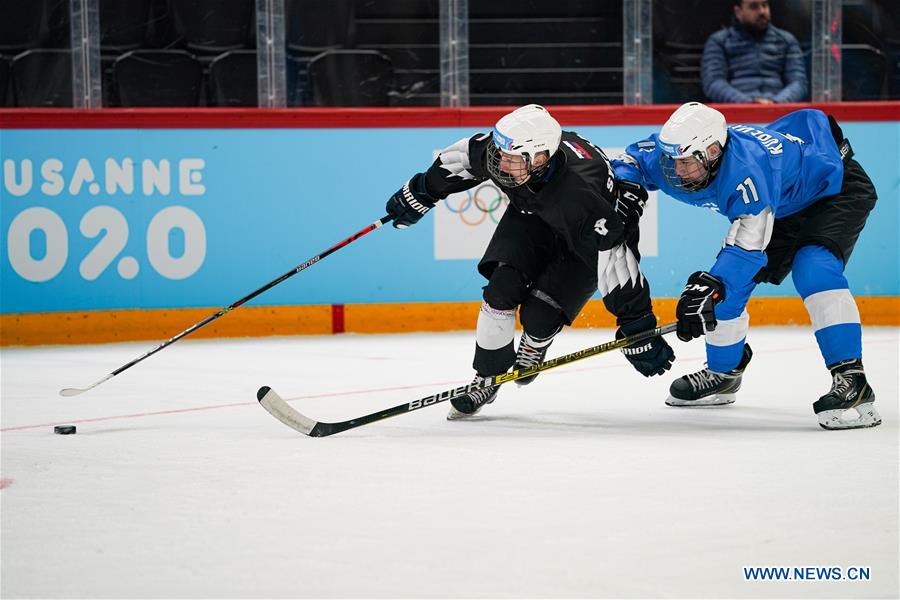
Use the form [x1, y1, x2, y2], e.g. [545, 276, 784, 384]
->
[676, 271, 725, 342]
[614, 180, 648, 234]
[616, 314, 675, 377]
[386, 173, 437, 229]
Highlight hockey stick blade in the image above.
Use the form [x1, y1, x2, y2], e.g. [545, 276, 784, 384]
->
[257, 322, 677, 437]
[258, 386, 320, 435]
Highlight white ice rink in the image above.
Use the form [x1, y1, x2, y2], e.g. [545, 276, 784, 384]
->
[2, 326, 898, 598]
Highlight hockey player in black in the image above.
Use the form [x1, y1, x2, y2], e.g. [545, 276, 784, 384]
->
[385, 104, 675, 419]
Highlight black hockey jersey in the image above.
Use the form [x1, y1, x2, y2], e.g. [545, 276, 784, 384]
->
[424, 131, 623, 269]
[421, 130, 652, 324]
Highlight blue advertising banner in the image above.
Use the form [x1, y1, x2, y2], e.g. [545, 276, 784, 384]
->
[1, 122, 898, 314]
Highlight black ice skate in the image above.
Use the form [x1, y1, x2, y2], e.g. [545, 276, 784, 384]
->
[513, 331, 555, 386]
[447, 374, 500, 420]
[813, 359, 881, 430]
[667, 344, 753, 406]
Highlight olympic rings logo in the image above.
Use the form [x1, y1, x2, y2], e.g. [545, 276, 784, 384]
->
[444, 182, 510, 226]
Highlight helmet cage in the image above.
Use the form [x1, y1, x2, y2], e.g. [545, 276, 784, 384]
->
[485, 142, 550, 188]
[658, 143, 724, 192]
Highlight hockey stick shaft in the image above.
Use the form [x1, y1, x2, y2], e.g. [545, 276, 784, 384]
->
[60, 215, 393, 397]
[257, 322, 678, 437]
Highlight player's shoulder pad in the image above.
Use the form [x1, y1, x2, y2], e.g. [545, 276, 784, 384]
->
[558, 132, 605, 162]
[558, 133, 614, 177]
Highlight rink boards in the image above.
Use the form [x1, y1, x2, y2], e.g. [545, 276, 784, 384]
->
[1, 103, 898, 343]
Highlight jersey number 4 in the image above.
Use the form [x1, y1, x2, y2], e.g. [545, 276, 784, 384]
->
[736, 177, 759, 204]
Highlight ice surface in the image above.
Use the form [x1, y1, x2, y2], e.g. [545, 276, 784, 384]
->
[2, 327, 898, 598]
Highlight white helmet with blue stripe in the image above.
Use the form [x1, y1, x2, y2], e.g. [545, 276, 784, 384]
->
[486, 104, 562, 187]
[658, 102, 728, 191]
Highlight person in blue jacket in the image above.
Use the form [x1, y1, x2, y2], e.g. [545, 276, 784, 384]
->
[612, 102, 880, 430]
[702, 0, 807, 103]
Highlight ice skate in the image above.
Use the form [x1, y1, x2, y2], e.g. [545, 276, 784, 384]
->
[667, 344, 752, 406]
[513, 331, 555, 386]
[447, 374, 499, 420]
[813, 360, 881, 430]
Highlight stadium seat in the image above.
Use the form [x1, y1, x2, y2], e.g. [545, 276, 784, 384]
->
[209, 50, 257, 107]
[306, 49, 394, 106]
[11, 49, 72, 106]
[285, 0, 355, 53]
[653, 45, 706, 104]
[0, 0, 50, 53]
[651, 1, 727, 103]
[889, 39, 900, 98]
[842, 44, 888, 101]
[466, 2, 624, 105]
[113, 49, 203, 106]
[0, 56, 10, 106]
[169, 0, 255, 54]
[99, 0, 153, 52]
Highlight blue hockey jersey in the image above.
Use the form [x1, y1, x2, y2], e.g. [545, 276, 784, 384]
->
[612, 109, 845, 370]
[614, 109, 843, 220]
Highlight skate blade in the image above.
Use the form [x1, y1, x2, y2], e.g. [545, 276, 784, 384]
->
[817, 403, 882, 430]
[447, 405, 482, 420]
[666, 393, 736, 407]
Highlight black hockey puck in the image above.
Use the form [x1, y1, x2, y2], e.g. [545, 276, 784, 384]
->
[53, 425, 76, 435]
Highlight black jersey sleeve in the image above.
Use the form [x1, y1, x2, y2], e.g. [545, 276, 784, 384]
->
[555, 136, 656, 325]
[422, 134, 491, 199]
[582, 193, 653, 324]
[569, 191, 653, 324]
[599, 237, 654, 325]
[543, 170, 653, 325]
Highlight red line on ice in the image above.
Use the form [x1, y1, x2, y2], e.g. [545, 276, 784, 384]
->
[2, 338, 893, 432]
[0, 380, 466, 432]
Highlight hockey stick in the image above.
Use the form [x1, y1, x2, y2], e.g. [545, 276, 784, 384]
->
[59, 215, 393, 397]
[257, 322, 678, 437]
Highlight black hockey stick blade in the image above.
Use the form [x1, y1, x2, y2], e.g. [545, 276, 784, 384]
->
[257, 322, 677, 437]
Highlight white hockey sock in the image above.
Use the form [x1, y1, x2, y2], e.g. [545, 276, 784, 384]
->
[475, 301, 516, 351]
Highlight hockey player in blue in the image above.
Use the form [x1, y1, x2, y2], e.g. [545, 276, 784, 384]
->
[612, 102, 880, 430]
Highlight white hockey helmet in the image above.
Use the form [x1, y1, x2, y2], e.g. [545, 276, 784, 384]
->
[657, 102, 728, 191]
[486, 104, 562, 187]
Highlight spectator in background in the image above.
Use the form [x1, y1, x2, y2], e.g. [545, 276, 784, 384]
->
[702, 0, 807, 103]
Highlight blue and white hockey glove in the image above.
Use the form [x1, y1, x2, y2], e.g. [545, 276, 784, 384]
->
[386, 173, 437, 229]
[676, 271, 725, 342]
[616, 314, 675, 377]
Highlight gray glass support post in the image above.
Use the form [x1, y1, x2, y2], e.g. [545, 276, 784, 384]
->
[623, 0, 652, 105]
[257, 0, 287, 107]
[70, 0, 101, 108]
[440, 0, 469, 107]
[811, 0, 842, 102]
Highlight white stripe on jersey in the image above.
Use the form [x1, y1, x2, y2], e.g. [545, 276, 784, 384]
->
[437, 137, 476, 180]
[724, 207, 774, 251]
[597, 242, 644, 297]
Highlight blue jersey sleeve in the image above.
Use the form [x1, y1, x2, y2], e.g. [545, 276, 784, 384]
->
[710, 246, 764, 320]
[611, 138, 662, 191]
[707, 149, 778, 319]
